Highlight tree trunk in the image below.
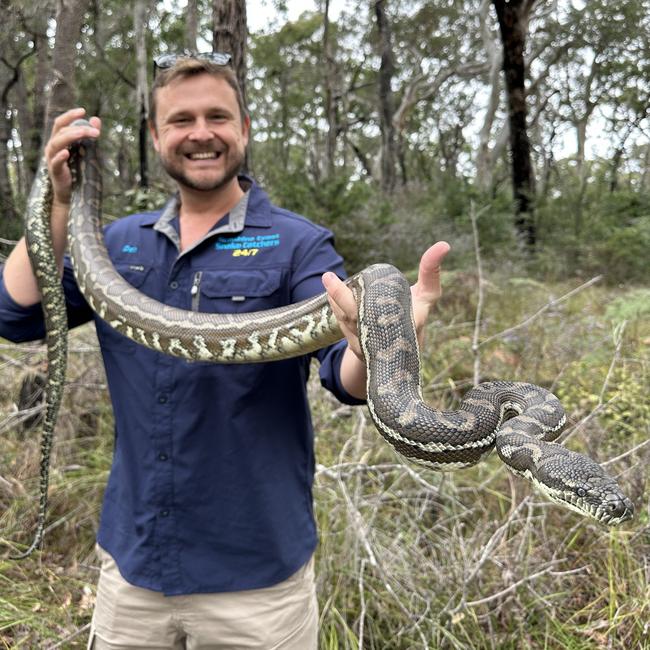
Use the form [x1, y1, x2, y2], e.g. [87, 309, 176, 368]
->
[0, 87, 17, 227]
[44, 0, 90, 136]
[475, 0, 502, 190]
[323, 0, 338, 178]
[185, 0, 199, 52]
[13, 69, 35, 192]
[492, 0, 536, 251]
[29, 9, 51, 176]
[134, 0, 149, 188]
[374, 0, 397, 194]
[212, 0, 248, 107]
[212, 0, 250, 171]
[640, 144, 650, 193]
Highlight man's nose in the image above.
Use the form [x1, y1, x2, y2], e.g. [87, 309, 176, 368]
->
[188, 119, 214, 141]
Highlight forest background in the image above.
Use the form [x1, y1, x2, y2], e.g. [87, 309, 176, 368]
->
[0, 0, 648, 648]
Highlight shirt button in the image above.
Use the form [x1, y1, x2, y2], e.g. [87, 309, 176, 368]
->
[158, 394, 168, 404]
[158, 453, 168, 461]
[160, 509, 170, 517]
[170, 281, 179, 289]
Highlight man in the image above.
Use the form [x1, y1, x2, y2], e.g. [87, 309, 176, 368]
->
[0, 55, 449, 649]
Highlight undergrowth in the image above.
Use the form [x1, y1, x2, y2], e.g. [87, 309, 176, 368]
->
[0, 275, 648, 649]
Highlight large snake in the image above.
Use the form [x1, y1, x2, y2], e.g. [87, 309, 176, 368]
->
[11, 122, 633, 558]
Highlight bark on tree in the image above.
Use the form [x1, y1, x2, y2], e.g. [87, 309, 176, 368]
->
[185, 0, 200, 52]
[212, 0, 250, 171]
[323, 0, 339, 178]
[0, 68, 17, 226]
[492, 0, 536, 251]
[374, 0, 397, 194]
[134, 0, 149, 188]
[14, 69, 35, 192]
[476, 0, 502, 190]
[31, 10, 51, 165]
[212, 0, 248, 107]
[11, 8, 50, 188]
[44, 0, 91, 136]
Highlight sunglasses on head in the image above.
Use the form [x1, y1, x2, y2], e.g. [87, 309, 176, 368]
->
[152, 51, 232, 78]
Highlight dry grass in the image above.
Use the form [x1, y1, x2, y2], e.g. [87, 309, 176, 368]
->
[0, 273, 648, 649]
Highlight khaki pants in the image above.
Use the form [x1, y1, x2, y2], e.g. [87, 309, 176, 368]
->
[87, 546, 318, 650]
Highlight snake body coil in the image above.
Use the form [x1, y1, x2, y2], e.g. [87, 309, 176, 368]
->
[13, 124, 633, 557]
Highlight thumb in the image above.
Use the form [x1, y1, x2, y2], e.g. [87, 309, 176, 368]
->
[415, 241, 450, 299]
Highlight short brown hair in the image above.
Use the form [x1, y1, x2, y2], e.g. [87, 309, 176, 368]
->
[149, 58, 248, 127]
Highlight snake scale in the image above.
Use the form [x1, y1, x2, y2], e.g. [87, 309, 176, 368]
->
[11, 122, 633, 558]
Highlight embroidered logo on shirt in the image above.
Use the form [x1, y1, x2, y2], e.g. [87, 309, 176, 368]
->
[215, 234, 280, 257]
[122, 244, 139, 253]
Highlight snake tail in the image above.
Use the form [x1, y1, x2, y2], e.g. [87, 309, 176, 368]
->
[11, 159, 69, 559]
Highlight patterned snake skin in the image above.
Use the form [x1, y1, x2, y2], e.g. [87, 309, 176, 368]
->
[12, 123, 633, 558]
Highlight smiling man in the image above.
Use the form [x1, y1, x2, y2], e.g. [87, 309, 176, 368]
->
[0, 55, 449, 649]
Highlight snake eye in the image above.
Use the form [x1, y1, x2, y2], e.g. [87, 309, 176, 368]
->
[576, 488, 587, 497]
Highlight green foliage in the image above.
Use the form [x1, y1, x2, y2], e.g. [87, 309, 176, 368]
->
[605, 288, 650, 322]
[591, 216, 650, 284]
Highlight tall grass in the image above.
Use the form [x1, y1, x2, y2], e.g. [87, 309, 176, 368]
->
[0, 275, 648, 649]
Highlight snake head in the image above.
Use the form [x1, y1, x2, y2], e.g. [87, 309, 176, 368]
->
[534, 446, 634, 526]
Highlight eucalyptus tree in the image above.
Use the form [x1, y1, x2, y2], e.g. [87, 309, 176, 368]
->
[491, 0, 537, 251]
[134, 0, 150, 188]
[374, 0, 398, 193]
[212, 0, 249, 170]
[212, 0, 248, 112]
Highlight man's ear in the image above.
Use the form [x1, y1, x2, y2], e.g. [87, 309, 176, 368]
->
[148, 120, 160, 152]
[242, 113, 251, 144]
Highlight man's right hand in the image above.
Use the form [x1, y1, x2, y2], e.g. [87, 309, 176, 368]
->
[46, 108, 101, 206]
[2, 108, 101, 307]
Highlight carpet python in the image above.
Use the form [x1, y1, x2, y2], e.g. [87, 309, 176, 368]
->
[11, 122, 633, 558]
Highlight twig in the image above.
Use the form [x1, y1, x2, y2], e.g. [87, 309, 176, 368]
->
[44, 623, 91, 649]
[602, 437, 650, 467]
[0, 474, 14, 492]
[0, 342, 100, 354]
[464, 564, 587, 608]
[478, 275, 602, 348]
[598, 320, 627, 406]
[358, 558, 367, 647]
[316, 461, 410, 479]
[442, 497, 531, 616]
[470, 202, 489, 386]
[0, 405, 44, 436]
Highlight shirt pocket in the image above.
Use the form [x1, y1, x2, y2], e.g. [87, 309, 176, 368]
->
[95, 262, 153, 355]
[197, 268, 286, 314]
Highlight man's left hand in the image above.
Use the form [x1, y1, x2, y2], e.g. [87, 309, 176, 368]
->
[322, 241, 451, 360]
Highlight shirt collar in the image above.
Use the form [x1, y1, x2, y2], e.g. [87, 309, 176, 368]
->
[140, 175, 273, 237]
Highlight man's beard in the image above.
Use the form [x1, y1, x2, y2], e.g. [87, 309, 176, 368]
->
[159, 148, 244, 192]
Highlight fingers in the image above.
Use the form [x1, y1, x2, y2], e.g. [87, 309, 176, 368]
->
[322, 272, 363, 359]
[45, 108, 101, 204]
[322, 272, 357, 316]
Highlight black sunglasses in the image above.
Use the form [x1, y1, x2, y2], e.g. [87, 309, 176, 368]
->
[153, 51, 232, 78]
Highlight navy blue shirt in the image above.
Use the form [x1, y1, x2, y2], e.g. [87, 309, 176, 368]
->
[0, 178, 363, 595]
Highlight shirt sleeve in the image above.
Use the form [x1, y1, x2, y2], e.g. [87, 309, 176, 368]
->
[290, 224, 365, 406]
[0, 257, 94, 343]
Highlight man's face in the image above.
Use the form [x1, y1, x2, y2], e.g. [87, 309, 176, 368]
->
[150, 73, 249, 193]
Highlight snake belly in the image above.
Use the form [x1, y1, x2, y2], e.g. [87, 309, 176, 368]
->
[11, 126, 633, 558]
